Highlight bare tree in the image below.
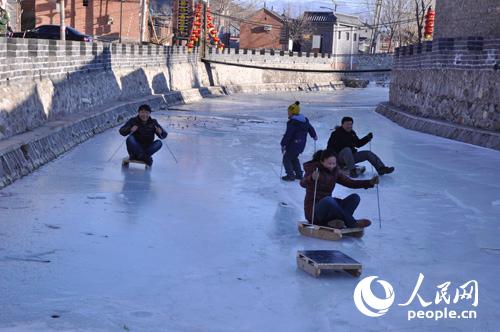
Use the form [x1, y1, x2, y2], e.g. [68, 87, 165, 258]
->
[284, 14, 313, 50]
[413, 0, 434, 43]
[364, 0, 434, 51]
[210, 0, 262, 37]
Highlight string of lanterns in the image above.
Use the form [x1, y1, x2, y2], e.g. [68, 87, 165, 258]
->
[187, 1, 225, 52]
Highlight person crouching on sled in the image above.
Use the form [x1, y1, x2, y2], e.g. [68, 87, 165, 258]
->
[300, 149, 379, 229]
[119, 104, 168, 167]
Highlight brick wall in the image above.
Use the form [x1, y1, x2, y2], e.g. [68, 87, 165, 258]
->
[206, 47, 393, 71]
[0, 37, 203, 140]
[0, 38, 197, 83]
[21, 0, 145, 42]
[389, 38, 500, 132]
[434, 0, 500, 39]
[239, 9, 285, 50]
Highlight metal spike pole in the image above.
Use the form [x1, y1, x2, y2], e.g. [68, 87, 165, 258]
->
[165, 141, 178, 164]
[370, 141, 382, 229]
[311, 168, 319, 225]
[107, 140, 126, 162]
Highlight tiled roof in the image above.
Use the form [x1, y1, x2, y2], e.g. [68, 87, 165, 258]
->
[303, 11, 363, 27]
[303, 11, 336, 23]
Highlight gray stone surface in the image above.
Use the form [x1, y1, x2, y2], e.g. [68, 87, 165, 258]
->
[342, 78, 369, 88]
[376, 102, 500, 150]
[0, 39, 205, 140]
[434, 0, 500, 39]
[390, 38, 499, 134]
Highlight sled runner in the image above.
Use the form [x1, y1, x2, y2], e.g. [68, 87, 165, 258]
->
[297, 250, 362, 278]
[298, 222, 364, 241]
[122, 158, 150, 169]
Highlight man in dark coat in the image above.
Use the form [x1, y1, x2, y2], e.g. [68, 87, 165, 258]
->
[327, 116, 394, 178]
[280, 101, 318, 181]
[119, 104, 168, 167]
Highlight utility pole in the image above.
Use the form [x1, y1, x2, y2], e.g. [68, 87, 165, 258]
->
[119, 0, 123, 43]
[140, 0, 147, 43]
[59, 0, 66, 40]
[370, 0, 382, 54]
[202, 0, 208, 58]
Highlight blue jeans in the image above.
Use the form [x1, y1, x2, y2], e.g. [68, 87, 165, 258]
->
[126, 135, 162, 162]
[314, 194, 360, 228]
[283, 151, 302, 178]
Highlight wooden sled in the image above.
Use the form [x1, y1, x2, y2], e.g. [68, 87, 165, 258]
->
[122, 158, 150, 169]
[297, 250, 362, 278]
[298, 222, 364, 241]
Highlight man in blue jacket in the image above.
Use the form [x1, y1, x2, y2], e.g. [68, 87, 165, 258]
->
[119, 104, 168, 167]
[280, 101, 318, 181]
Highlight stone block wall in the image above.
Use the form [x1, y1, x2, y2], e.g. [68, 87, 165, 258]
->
[0, 38, 204, 140]
[0, 38, 392, 142]
[434, 0, 500, 39]
[204, 48, 392, 87]
[206, 48, 393, 70]
[389, 38, 499, 132]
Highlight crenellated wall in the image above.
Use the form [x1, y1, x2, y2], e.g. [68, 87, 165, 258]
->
[0, 38, 206, 140]
[377, 37, 500, 150]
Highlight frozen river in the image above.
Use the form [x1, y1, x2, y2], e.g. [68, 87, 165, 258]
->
[1, 86, 499, 331]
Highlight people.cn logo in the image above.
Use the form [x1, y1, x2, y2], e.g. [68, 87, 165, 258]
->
[354, 276, 395, 317]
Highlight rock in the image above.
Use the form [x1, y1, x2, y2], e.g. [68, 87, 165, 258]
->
[342, 78, 370, 88]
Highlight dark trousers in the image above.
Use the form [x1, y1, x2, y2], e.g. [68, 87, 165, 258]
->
[338, 147, 385, 171]
[283, 151, 302, 178]
[126, 135, 162, 162]
[314, 194, 360, 228]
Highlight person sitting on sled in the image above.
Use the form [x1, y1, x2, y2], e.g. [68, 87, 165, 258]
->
[280, 101, 318, 181]
[300, 149, 379, 229]
[119, 104, 168, 167]
[327, 116, 394, 178]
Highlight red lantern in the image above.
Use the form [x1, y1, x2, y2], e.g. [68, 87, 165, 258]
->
[424, 6, 435, 40]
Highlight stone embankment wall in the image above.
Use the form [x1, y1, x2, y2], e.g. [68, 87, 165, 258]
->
[377, 37, 500, 150]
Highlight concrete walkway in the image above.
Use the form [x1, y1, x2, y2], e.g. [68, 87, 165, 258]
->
[0, 86, 499, 331]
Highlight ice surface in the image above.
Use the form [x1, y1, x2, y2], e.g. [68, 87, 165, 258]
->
[0, 87, 499, 331]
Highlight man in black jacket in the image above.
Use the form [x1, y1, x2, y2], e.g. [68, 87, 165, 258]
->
[119, 104, 168, 167]
[327, 117, 394, 178]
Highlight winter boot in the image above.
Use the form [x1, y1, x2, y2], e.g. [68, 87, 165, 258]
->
[377, 166, 395, 175]
[356, 219, 372, 228]
[281, 175, 295, 182]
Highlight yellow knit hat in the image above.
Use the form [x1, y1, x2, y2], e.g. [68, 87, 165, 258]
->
[288, 101, 300, 115]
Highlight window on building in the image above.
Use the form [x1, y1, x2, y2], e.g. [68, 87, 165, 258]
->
[338, 31, 341, 39]
[83, 0, 89, 7]
[346, 32, 349, 40]
[354, 33, 357, 41]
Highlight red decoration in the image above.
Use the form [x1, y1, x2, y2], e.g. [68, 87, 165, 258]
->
[424, 7, 435, 40]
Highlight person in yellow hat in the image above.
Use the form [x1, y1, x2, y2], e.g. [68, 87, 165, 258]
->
[280, 101, 318, 181]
